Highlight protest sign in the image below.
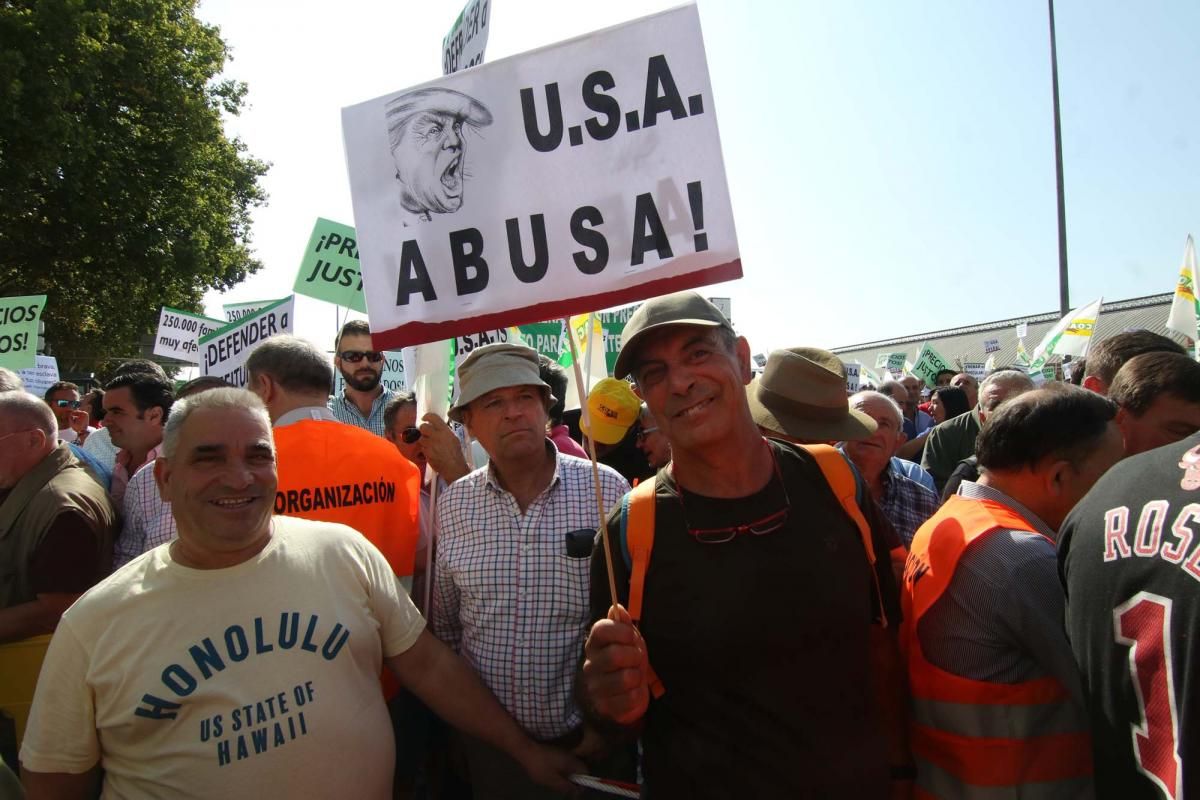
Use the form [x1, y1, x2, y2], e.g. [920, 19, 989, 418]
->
[199, 296, 295, 387]
[885, 353, 907, 376]
[964, 362, 987, 382]
[0, 294, 47, 370]
[153, 306, 226, 364]
[443, 0, 491, 75]
[17, 355, 59, 396]
[343, 4, 740, 349]
[333, 350, 406, 395]
[1015, 322, 1028, 340]
[910, 343, 952, 388]
[983, 338, 1001, 354]
[223, 299, 278, 322]
[845, 362, 860, 393]
[294, 219, 368, 312]
[984, 354, 997, 372]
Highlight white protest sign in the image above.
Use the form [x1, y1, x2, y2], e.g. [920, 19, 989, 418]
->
[153, 306, 227, 364]
[18, 355, 59, 397]
[983, 338, 1001, 354]
[342, 4, 740, 350]
[708, 296, 731, 322]
[964, 362, 987, 382]
[1016, 322, 1029, 340]
[333, 350, 406, 396]
[223, 299, 278, 322]
[910, 343, 952, 388]
[443, 0, 491, 75]
[845, 362, 860, 393]
[199, 296, 295, 387]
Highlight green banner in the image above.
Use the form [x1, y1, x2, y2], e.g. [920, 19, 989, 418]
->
[294, 218, 367, 312]
[0, 294, 47, 369]
[910, 343, 952, 388]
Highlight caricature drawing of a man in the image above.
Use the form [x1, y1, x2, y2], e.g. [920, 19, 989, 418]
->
[385, 88, 493, 223]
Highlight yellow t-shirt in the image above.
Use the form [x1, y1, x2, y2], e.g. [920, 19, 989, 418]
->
[20, 516, 425, 799]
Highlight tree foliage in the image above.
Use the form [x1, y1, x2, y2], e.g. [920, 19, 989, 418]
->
[0, 0, 268, 372]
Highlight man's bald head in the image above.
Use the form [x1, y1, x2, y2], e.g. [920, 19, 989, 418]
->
[0, 390, 56, 438]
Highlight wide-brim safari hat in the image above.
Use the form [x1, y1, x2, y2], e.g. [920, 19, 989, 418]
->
[747, 348, 876, 442]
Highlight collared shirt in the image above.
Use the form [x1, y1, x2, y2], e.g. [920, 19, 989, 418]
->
[275, 405, 338, 428]
[917, 480, 1087, 705]
[891, 456, 935, 492]
[548, 424, 588, 459]
[110, 443, 162, 508]
[328, 386, 395, 438]
[877, 461, 940, 546]
[432, 446, 629, 740]
[81, 426, 119, 472]
[112, 462, 175, 570]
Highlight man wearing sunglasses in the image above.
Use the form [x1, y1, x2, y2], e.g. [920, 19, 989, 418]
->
[329, 319, 395, 437]
[43, 381, 94, 445]
[580, 292, 903, 798]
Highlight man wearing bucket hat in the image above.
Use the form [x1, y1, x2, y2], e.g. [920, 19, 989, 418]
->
[578, 293, 906, 798]
[430, 343, 631, 797]
[385, 87, 493, 223]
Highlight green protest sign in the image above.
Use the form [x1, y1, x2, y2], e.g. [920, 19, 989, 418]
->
[910, 343, 952, 388]
[294, 218, 367, 312]
[0, 294, 47, 369]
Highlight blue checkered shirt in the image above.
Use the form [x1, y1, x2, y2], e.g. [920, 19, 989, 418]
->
[879, 460, 940, 546]
[327, 386, 396, 438]
[112, 462, 177, 569]
[432, 447, 629, 739]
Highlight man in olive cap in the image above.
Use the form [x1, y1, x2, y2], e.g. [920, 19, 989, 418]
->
[430, 342, 631, 797]
[385, 87, 493, 222]
[579, 291, 907, 798]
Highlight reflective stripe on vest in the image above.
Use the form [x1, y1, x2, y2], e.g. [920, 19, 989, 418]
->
[902, 495, 1093, 796]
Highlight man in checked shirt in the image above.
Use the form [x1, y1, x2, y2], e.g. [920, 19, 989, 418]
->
[431, 342, 631, 799]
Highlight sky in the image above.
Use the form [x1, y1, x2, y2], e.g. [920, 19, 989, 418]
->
[194, 0, 1200, 357]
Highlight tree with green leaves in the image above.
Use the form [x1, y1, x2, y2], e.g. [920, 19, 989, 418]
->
[0, 0, 268, 374]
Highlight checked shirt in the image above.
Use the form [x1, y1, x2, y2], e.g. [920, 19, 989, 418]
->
[112, 462, 176, 569]
[432, 446, 629, 740]
[879, 460, 940, 547]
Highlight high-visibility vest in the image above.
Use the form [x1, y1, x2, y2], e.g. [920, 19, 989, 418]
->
[273, 419, 421, 577]
[901, 495, 1093, 798]
[623, 444, 893, 698]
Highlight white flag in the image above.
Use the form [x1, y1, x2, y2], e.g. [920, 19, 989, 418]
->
[1166, 235, 1199, 349]
[1030, 297, 1103, 369]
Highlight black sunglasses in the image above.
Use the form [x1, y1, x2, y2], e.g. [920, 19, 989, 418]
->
[339, 350, 384, 364]
[399, 427, 421, 444]
[53, 399, 82, 409]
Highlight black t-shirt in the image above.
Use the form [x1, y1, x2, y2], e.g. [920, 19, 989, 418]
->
[1059, 432, 1200, 800]
[589, 440, 896, 799]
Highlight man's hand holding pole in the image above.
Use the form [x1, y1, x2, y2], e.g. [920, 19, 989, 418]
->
[582, 604, 651, 727]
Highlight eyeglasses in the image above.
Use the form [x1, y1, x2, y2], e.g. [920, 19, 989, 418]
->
[339, 350, 384, 364]
[678, 440, 790, 544]
[399, 426, 421, 444]
[635, 426, 658, 443]
[53, 399, 82, 409]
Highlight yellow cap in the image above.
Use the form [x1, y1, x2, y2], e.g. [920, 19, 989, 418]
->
[581, 378, 641, 445]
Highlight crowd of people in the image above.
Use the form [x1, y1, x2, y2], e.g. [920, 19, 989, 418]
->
[2, 292, 1199, 799]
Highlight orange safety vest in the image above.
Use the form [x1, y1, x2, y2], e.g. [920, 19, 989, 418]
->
[622, 444, 893, 698]
[901, 495, 1093, 798]
[273, 419, 421, 577]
